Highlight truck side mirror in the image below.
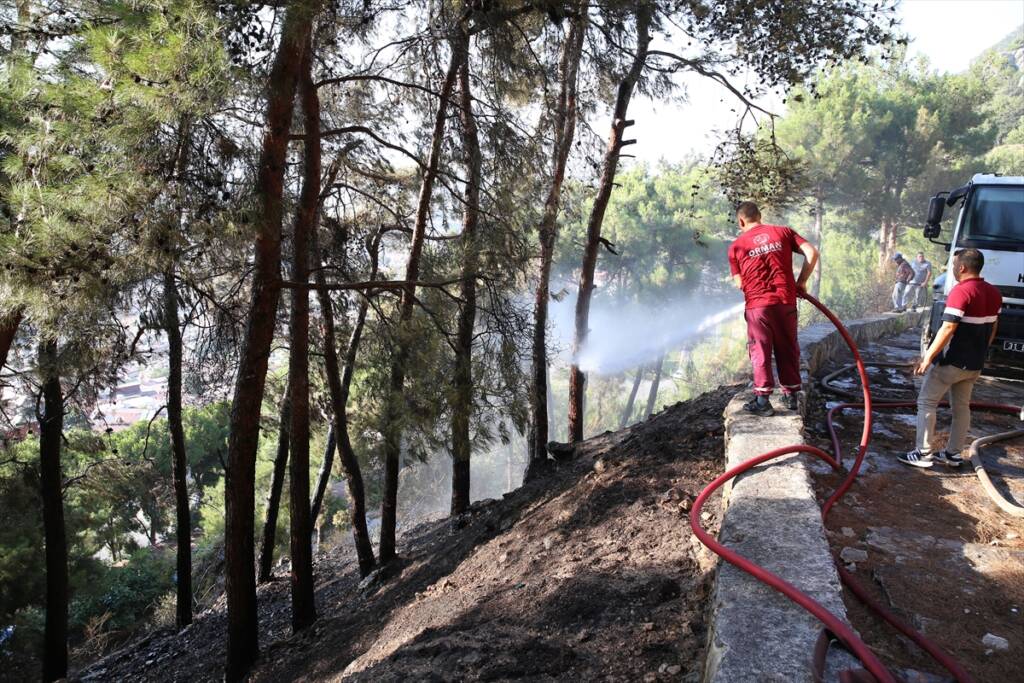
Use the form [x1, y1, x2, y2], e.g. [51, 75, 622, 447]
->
[924, 195, 945, 238]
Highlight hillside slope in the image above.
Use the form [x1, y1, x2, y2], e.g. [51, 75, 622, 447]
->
[77, 386, 734, 683]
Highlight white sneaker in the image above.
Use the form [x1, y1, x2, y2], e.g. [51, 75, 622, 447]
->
[933, 451, 964, 467]
[898, 450, 934, 468]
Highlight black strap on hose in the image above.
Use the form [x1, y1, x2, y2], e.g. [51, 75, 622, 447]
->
[814, 628, 891, 683]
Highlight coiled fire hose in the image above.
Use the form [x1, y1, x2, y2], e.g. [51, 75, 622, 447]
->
[690, 292, 1023, 683]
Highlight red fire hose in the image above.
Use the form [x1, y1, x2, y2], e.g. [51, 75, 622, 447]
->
[691, 292, 1021, 683]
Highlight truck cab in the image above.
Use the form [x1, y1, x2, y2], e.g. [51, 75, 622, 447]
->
[921, 174, 1024, 369]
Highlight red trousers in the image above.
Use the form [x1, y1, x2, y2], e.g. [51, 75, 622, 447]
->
[745, 303, 801, 396]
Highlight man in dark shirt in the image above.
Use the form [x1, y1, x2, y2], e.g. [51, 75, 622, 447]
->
[728, 201, 819, 416]
[891, 252, 915, 312]
[899, 249, 1003, 468]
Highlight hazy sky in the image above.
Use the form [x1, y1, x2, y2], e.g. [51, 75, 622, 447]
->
[627, 0, 1024, 164]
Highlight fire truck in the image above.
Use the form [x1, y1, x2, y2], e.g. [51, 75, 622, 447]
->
[921, 174, 1024, 369]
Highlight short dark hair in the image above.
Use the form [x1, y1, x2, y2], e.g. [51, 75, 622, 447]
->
[736, 201, 761, 221]
[954, 248, 984, 273]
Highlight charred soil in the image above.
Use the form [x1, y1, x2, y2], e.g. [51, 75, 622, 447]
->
[74, 386, 735, 683]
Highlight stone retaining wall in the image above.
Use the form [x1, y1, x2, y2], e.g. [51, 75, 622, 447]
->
[702, 308, 925, 683]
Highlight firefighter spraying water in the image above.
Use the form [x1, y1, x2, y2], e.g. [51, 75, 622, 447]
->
[727, 201, 819, 416]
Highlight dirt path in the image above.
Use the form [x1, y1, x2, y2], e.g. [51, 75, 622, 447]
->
[807, 329, 1024, 681]
[76, 386, 735, 683]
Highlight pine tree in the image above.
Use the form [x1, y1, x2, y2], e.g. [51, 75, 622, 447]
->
[222, 2, 320, 677]
[526, 1, 587, 478]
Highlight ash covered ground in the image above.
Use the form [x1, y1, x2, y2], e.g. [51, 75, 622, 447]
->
[75, 386, 737, 683]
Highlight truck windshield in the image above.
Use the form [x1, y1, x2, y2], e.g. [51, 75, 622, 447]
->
[960, 185, 1024, 246]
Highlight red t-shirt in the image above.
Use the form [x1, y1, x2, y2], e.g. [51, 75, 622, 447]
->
[728, 224, 808, 308]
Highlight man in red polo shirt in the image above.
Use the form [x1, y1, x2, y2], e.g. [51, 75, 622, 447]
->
[728, 201, 819, 416]
[899, 248, 1003, 468]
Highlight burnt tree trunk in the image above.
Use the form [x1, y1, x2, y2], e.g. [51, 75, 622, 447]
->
[39, 341, 67, 683]
[568, 5, 651, 443]
[526, 7, 587, 479]
[223, 3, 318, 677]
[620, 365, 644, 428]
[164, 269, 193, 630]
[258, 387, 291, 584]
[644, 352, 665, 418]
[309, 425, 335, 527]
[451, 31, 482, 517]
[312, 227, 379, 577]
[287, 42, 319, 633]
[379, 51, 461, 564]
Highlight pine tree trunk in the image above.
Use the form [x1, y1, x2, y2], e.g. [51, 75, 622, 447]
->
[312, 225, 378, 577]
[451, 32, 482, 517]
[379, 51, 461, 564]
[165, 115, 194, 631]
[1, 5, 28, 366]
[164, 269, 192, 630]
[309, 425, 336, 527]
[812, 193, 824, 298]
[8, 1, 30, 58]
[886, 218, 898, 263]
[224, 4, 318, 676]
[878, 218, 892, 267]
[506, 444, 514, 492]
[546, 364, 555, 437]
[644, 352, 665, 418]
[568, 4, 651, 443]
[1, 4, 29, 365]
[39, 341, 67, 683]
[2, 3, 29, 369]
[526, 6, 587, 480]
[287, 42, 319, 633]
[888, 187, 903, 264]
[620, 365, 644, 428]
[0, 309, 21, 371]
[257, 388, 291, 584]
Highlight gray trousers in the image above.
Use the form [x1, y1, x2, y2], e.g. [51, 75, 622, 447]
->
[892, 282, 908, 309]
[915, 363, 981, 455]
[904, 283, 922, 308]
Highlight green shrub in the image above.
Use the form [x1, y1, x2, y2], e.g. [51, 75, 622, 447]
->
[69, 547, 175, 636]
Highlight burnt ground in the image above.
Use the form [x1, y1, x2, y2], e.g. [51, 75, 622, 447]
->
[807, 328, 1024, 682]
[71, 386, 736, 683]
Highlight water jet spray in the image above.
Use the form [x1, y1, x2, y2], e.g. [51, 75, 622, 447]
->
[552, 297, 745, 374]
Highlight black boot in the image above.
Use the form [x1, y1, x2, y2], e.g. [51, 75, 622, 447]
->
[742, 395, 774, 417]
